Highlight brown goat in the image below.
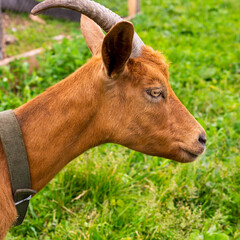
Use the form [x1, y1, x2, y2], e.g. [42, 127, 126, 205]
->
[0, 0, 206, 238]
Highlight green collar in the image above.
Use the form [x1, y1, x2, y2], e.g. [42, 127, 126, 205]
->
[0, 110, 36, 226]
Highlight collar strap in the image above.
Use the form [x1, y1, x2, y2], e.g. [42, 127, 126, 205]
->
[0, 110, 36, 226]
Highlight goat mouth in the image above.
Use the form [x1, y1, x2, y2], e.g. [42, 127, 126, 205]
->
[181, 148, 199, 160]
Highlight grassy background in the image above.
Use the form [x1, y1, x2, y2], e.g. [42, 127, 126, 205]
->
[0, 0, 239, 239]
[4, 11, 79, 57]
[3, 0, 127, 57]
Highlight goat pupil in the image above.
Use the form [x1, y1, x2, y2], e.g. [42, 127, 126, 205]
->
[152, 90, 160, 97]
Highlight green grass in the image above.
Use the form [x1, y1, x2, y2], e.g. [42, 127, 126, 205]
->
[4, 11, 79, 56]
[1, 0, 240, 239]
[4, 0, 127, 57]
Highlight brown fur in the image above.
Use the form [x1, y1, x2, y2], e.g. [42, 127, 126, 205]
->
[81, 15, 104, 55]
[0, 141, 17, 239]
[0, 18, 206, 239]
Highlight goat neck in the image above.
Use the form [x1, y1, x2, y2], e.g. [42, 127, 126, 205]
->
[14, 57, 104, 192]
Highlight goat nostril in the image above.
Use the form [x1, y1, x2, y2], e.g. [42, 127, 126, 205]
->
[198, 134, 207, 146]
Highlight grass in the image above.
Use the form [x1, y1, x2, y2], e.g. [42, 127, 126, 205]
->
[0, 0, 239, 239]
[4, 11, 79, 56]
[3, 0, 127, 57]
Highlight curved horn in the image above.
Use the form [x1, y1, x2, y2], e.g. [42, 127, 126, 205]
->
[31, 0, 144, 58]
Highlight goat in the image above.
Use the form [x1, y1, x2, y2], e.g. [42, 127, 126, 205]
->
[0, 0, 206, 238]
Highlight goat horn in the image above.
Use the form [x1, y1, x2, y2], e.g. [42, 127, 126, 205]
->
[31, 0, 144, 58]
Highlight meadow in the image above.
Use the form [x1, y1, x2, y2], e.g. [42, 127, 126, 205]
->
[0, 0, 239, 239]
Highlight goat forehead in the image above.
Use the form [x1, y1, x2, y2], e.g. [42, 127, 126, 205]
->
[127, 61, 168, 88]
[145, 60, 169, 81]
[141, 46, 168, 64]
[127, 52, 168, 83]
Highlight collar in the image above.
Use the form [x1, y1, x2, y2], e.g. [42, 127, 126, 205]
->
[0, 110, 36, 226]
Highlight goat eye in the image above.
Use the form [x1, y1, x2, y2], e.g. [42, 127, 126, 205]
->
[151, 90, 161, 97]
[147, 88, 163, 98]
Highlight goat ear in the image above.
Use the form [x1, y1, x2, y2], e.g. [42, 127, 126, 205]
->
[81, 15, 105, 55]
[102, 21, 134, 77]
